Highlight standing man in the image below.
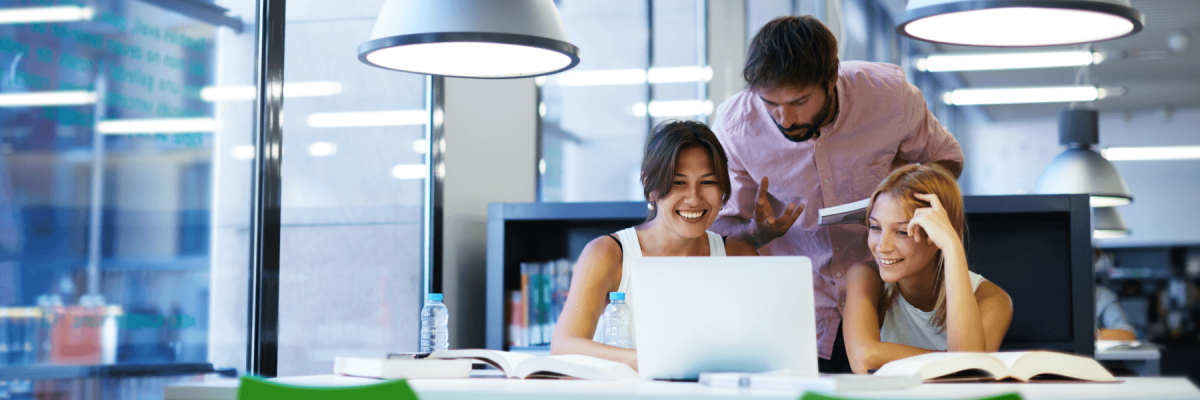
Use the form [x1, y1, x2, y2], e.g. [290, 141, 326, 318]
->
[710, 16, 964, 372]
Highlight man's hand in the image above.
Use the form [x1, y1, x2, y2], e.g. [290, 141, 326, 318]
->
[752, 176, 802, 246]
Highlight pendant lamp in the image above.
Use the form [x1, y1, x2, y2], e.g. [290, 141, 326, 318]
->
[1036, 109, 1132, 207]
[1092, 207, 1129, 239]
[898, 0, 1144, 47]
[358, 0, 580, 78]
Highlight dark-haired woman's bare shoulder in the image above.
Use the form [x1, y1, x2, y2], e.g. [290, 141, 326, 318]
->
[572, 234, 625, 289]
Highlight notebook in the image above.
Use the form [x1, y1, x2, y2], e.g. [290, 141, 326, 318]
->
[631, 256, 818, 380]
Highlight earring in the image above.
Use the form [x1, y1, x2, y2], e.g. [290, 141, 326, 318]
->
[647, 202, 655, 211]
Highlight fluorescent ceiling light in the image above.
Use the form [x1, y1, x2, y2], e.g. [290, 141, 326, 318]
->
[308, 141, 337, 157]
[631, 100, 713, 118]
[1102, 146, 1200, 161]
[549, 66, 712, 86]
[201, 81, 343, 102]
[96, 118, 217, 134]
[412, 139, 428, 154]
[942, 86, 1108, 106]
[917, 51, 1102, 72]
[391, 164, 426, 180]
[0, 91, 96, 107]
[231, 145, 256, 160]
[307, 110, 427, 128]
[898, 1, 1144, 47]
[0, 6, 94, 24]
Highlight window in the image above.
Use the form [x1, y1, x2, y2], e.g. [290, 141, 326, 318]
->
[275, 2, 428, 376]
[539, 0, 708, 202]
[0, 0, 254, 395]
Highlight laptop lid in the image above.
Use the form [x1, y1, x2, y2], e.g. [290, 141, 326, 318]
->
[631, 256, 818, 380]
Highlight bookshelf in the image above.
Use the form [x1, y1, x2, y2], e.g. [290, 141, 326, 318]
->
[485, 202, 647, 351]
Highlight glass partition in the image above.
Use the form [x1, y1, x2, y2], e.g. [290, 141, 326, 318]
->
[0, 0, 255, 396]
[275, 0, 428, 377]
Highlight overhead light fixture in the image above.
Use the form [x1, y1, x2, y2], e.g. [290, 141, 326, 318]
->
[391, 164, 427, 180]
[231, 145, 256, 160]
[0, 91, 96, 107]
[96, 118, 218, 134]
[308, 142, 337, 157]
[0, 5, 94, 24]
[917, 51, 1103, 72]
[1102, 145, 1200, 161]
[1036, 109, 1132, 207]
[201, 81, 343, 102]
[307, 110, 427, 128]
[1092, 207, 1129, 239]
[942, 86, 1125, 106]
[358, 0, 580, 78]
[898, 0, 1144, 47]
[631, 100, 713, 118]
[548, 66, 713, 87]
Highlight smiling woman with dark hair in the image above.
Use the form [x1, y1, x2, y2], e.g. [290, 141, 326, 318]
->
[549, 120, 758, 371]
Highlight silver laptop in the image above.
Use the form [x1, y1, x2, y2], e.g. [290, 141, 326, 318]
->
[632, 256, 818, 380]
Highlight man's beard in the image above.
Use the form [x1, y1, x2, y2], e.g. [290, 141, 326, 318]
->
[777, 89, 834, 143]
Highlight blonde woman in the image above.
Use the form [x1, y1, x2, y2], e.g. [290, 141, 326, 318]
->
[843, 164, 1012, 373]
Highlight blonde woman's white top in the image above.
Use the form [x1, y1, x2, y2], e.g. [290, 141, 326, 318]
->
[878, 271, 987, 351]
[591, 227, 726, 348]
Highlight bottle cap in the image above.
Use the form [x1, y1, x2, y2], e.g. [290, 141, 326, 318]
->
[608, 292, 624, 301]
[428, 293, 443, 301]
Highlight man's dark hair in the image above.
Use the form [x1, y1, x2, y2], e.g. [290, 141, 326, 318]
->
[641, 120, 731, 221]
[744, 16, 839, 91]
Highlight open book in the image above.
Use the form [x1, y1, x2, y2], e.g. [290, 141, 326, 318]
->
[818, 198, 869, 226]
[427, 349, 639, 380]
[874, 351, 1119, 382]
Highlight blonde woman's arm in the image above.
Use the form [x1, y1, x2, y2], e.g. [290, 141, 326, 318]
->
[843, 262, 936, 374]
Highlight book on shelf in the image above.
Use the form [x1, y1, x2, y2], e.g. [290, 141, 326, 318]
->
[512, 259, 575, 348]
[818, 198, 869, 226]
[333, 357, 472, 380]
[874, 351, 1120, 382]
[700, 371, 920, 392]
[427, 349, 638, 380]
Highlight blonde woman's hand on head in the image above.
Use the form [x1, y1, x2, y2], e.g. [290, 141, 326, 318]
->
[905, 193, 959, 252]
[753, 176, 803, 244]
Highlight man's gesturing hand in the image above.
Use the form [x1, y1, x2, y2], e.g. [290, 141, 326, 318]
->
[752, 176, 803, 246]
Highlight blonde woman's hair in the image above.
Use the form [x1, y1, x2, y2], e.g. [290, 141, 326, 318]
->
[865, 164, 965, 332]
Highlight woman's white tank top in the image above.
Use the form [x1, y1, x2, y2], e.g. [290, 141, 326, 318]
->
[878, 271, 987, 351]
[591, 227, 726, 348]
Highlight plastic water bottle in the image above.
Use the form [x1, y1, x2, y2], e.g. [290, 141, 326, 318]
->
[601, 292, 633, 348]
[420, 293, 449, 353]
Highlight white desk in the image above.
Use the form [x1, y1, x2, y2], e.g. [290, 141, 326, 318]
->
[1095, 341, 1162, 376]
[165, 374, 1200, 400]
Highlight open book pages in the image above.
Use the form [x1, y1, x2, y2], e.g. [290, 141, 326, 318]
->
[874, 351, 1119, 382]
[429, 349, 639, 380]
[700, 371, 920, 392]
[818, 198, 869, 226]
[333, 357, 472, 380]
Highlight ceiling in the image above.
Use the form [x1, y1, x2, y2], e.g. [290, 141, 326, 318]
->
[890, 0, 1200, 121]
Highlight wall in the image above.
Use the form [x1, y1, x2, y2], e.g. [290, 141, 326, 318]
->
[442, 78, 538, 349]
[962, 107, 1200, 247]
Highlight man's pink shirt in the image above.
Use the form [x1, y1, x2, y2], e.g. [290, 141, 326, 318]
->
[711, 61, 964, 359]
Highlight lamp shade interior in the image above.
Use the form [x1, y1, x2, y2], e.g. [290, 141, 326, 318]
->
[899, 1, 1144, 47]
